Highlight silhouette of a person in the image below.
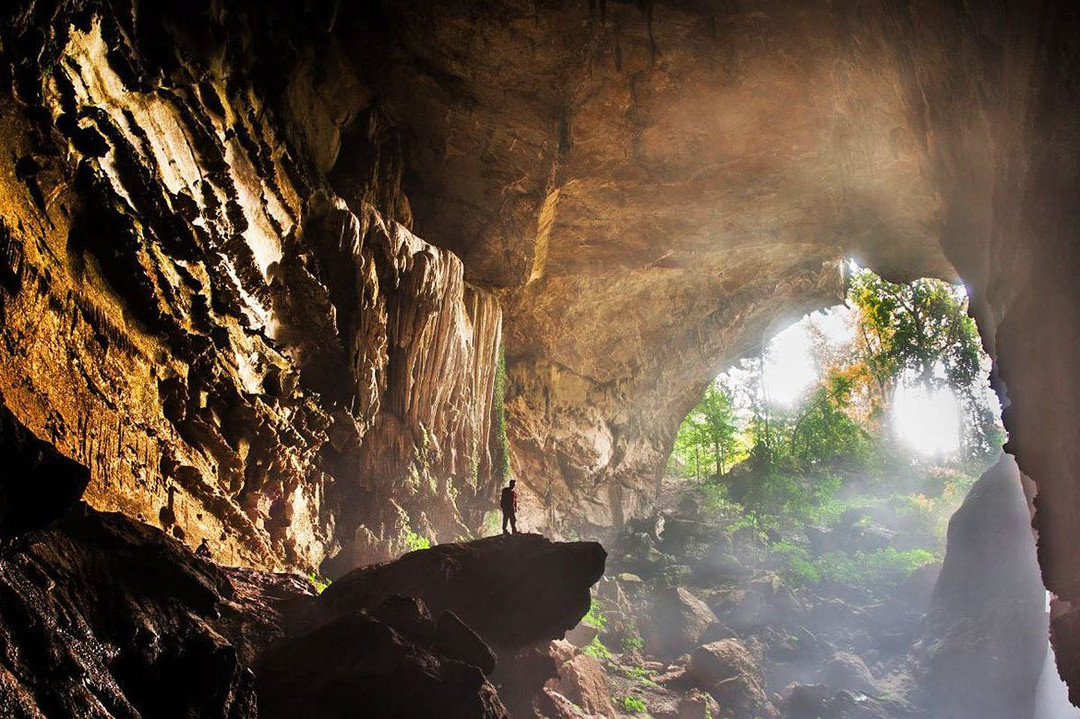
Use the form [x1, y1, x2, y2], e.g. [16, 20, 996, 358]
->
[500, 480, 518, 534]
[195, 537, 212, 560]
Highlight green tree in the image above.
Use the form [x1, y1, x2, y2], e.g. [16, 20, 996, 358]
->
[849, 269, 980, 404]
[848, 267, 996, 460]
[672, 383, 741, 479]
[788, 369, 871, 468]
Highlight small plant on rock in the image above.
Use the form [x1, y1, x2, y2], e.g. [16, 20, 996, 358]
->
[621, 630, 644, 653]
[402, 528, 432, 552]
[307, 572, 331, 594]
[583, 636, 613, 661]
[620, 695, 648, 714]
[582, 598, 608, 631]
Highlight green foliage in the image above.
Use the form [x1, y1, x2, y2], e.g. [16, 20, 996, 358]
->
[787, 371, 874, 469]
[769, 539, 821, 584]
[620, 696, 648, 714]
[849, 269, 980, 393]
[813, 547, 937, 588]
[667, 267, 998, 601]
[737, 462, 843, 523]
[481, 510, 503, 537]
[402, 529, 432, 552]
[307, 572, 332, 594]
[583, 636, 614, 661]
[582, 598, 608, 632]
[849, 267, 1000, 460]
[621, 631, 645, 653]
[671, 383, 743, 479]
[771, 542, 937, 595]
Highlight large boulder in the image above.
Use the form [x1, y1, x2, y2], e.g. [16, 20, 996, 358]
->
[821, 652, 880, 695]
[305, 533, 606, 650]
[690, 639, 776, 719]
[645, 587, 719, 658]
[917, 454, 1046, 719]
[677, 689, 722, 719]
[549, 653, 614, 718]
[256, 602, 507, 719]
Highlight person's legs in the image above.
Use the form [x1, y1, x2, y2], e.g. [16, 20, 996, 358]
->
[509, 513, 517, 534]
[502, 511, 509, 534]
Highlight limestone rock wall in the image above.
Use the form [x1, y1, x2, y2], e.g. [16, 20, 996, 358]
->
[918, 455, 1047, 719]
[0, 1, 503, 573]
[6, 1, 1080, 700]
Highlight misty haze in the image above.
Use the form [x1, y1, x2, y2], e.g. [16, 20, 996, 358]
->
[0, 2, 1079, 719]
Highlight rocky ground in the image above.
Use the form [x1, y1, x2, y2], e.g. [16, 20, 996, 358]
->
[542, 460, 1047, 719]
[0, 401, 608, 718]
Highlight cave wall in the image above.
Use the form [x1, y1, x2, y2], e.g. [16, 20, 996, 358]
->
[284, 0, 1080, 691]
[5, 1, 1080, 700]
[0, 1, 504, 573]
[326, 2, 1080, 623]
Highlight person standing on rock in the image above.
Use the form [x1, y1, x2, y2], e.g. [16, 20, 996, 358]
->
[501, 479, 518, 534]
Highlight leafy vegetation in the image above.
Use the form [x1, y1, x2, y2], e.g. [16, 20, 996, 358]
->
[669, 266, 1002, 597]
[402, 528, 432, 552]
[620, 696, 648, 714]
[671, 383, 742, 479]
[582, 597, 609, 631]
[583, 636, 614, 661]
[621, 630, 645, 653]
[307, 572, 332, 594]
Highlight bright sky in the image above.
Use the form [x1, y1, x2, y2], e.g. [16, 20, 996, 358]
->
[756, 303, 970, 457]
[891, 384, 962, 456]
[763, 306, 854, 406]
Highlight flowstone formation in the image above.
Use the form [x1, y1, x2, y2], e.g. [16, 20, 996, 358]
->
[0, 1, 504, 574]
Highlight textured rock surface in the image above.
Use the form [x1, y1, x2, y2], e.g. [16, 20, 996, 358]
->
[690, 639, 776, 719]
[0, 503, 519, 719]
[294, 532, 606, 717]
[4, 0, 1080, 704]
[255, 600, 508, 719]
[0, 413, 606, 717]
[917, 454, 1047, 719]
[0, 1, 503, 574]
[549, 653, 615, 719]
[301, 532, 607, 650]
[644, 586, 718, 659]
[0, 505, 305, 718]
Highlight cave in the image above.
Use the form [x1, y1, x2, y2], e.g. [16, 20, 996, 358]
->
[1, 1, 1079, 718]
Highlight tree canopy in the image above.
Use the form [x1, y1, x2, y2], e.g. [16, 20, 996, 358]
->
[849, 270, 981, 406]
[669, 266, 1002, 505]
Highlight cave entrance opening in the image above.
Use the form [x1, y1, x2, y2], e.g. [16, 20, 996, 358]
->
[588, 264, 1076, 718]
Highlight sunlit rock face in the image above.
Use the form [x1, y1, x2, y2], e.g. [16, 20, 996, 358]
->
[0, 2, 502, 573]
[339, 0, 1080, 698]
[345, 1, 952, 532]
[4, 0, 1080, 702]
